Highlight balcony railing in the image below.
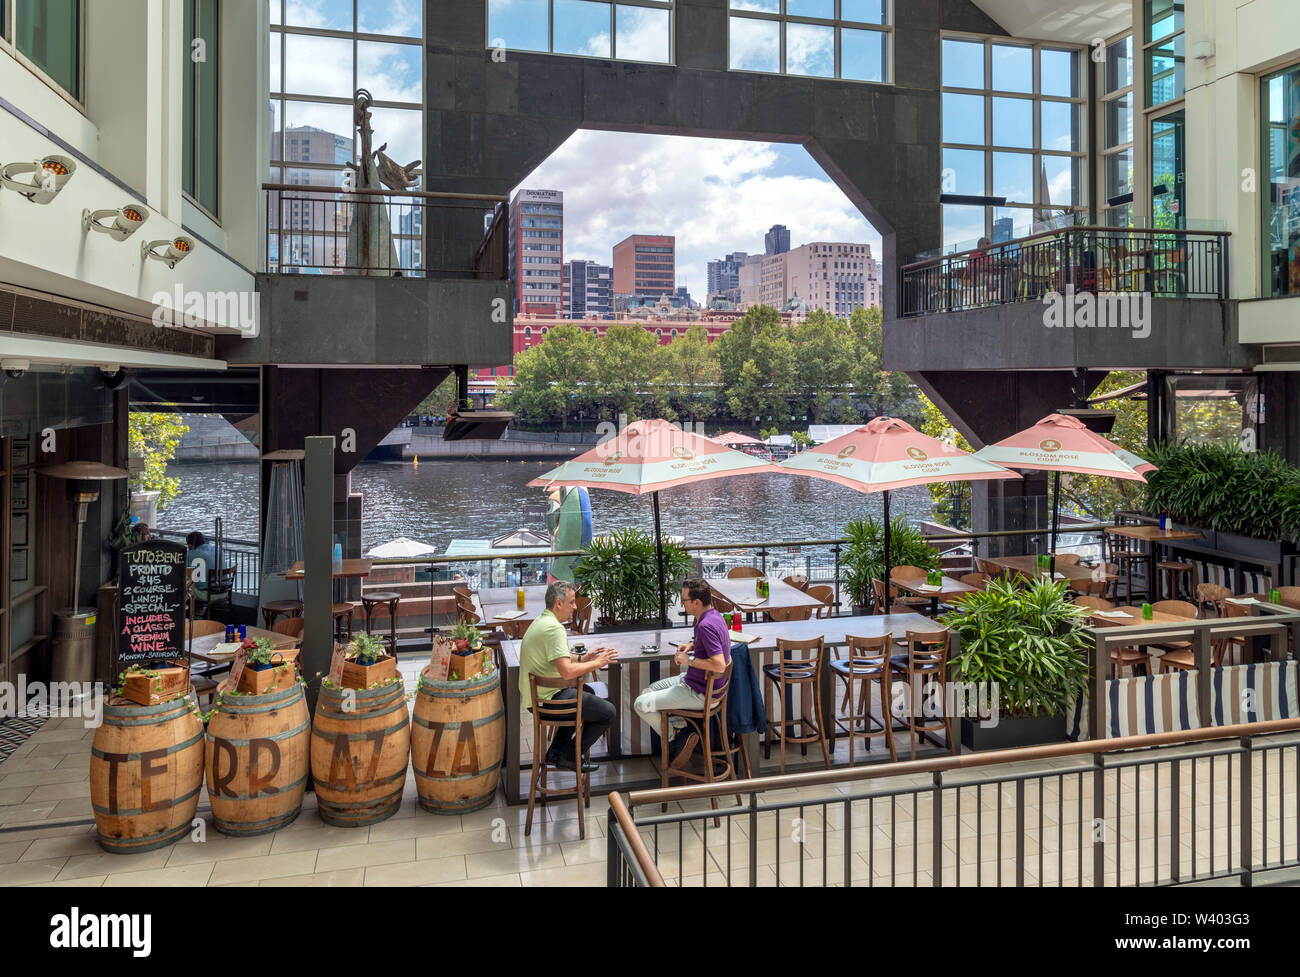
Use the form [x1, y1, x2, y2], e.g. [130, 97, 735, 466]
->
[263, 184, 508, 279]
[900, 226, 1230, 318]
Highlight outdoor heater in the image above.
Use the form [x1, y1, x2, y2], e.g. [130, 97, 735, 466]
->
[38, 461, 129, 685]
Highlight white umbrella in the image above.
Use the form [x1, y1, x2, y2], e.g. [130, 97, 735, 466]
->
[366, 536, 438, 558]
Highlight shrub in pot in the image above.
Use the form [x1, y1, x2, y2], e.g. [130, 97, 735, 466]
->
[447, 621, 489, 681]
[940, 577, 1091, 750]
[842, 516, 941, 612]
[572, 527, 692, 627]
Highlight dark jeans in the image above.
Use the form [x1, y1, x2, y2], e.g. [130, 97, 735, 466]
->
[542, 686, 616, 762]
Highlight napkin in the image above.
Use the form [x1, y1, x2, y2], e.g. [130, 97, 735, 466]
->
[915, 583, 941, 592]
[1225, 597, 1257, 606]
[211, 641, 242, 656]
[736, 598, 767, 608]
[1093, 610, 1131, 619]
[494, 610, 527, 621]
[732, 632, 760, 644]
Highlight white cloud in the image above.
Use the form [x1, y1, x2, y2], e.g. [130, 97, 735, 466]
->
[517, 131, 882, 296]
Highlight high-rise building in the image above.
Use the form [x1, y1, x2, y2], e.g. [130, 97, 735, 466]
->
[765, 224, 791, 255]
[613, 234, 675, 297]
[782, 242, 879, 316]
[738, 254, 764, 304]
[510, 189, 565, 314]
[563, 260, 613, 318]
[759, 253, 788, 307]
[706, 251, 748, 297]
[270, 125, 355, 271]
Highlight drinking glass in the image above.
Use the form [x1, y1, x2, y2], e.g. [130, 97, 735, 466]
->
[1141, 603, 1153, 620]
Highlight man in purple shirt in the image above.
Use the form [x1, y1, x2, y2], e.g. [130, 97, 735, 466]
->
[633, 577, 732, 764]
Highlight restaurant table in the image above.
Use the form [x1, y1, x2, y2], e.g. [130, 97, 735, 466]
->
[708, 578, 826, 620]
[891, 575, 978, 615]
[285, 559, 374, 580]
[1105, 525, 1202, 600]
[495, 611, 946, 804]
[186, 626, 298, 673]
[477, 584, 550, 627]
[981, 555, 1118, 588]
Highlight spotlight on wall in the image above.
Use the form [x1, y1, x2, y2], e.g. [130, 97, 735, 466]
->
[0, 154, 77, 203]
[141, 235, 195, 269]
[83, 203, 148, 241]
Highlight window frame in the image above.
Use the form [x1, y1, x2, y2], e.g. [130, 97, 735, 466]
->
[183, 0, 221, 223]
[1259, 60, 1300, 299]
[0, 0, 85, 110]
[485, 0, 675, 65]
[726, 0, 893, 85]
[1096, 28, 1135, 227]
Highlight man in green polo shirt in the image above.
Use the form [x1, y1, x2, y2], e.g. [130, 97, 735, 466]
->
[519, 581, 618, 773]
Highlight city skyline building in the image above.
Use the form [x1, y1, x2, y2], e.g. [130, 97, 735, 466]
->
[562, 259, 613, 318]
[765, 223, 791, 255]
[509, 188, 565, 315]
[613, 233, 676, 296]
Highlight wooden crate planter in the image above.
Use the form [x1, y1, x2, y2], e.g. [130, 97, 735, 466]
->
[121, 665, 190, 706]
[341, 655, 397, 690]
[449, 649, 489, 682]
[237, 661, 298, 695]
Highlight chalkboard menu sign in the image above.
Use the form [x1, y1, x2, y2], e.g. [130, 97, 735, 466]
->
[118, 540, 188, 667]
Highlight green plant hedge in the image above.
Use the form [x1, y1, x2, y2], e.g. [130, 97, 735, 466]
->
[842, 515, 941, 608]
[1142, 442, 1300, 542]
[572, 527, 694, 626]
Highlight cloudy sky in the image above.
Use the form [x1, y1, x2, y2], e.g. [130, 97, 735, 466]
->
[514, 130, 883, 299]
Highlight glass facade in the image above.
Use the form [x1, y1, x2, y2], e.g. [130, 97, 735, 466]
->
[1098, 32, 1134, 226]
[488, 0, 672, 63]
[1144, 0, 1184, 108]
[183, 0, 220, 217]
[940, 36, 1085, 251]
[1263, 62, 1300, 297]
[728, 0, 890, 82]
[7, 0, 80, 100]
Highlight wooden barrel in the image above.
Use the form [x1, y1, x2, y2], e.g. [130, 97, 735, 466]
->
[91, 693, 205, 854]
[411, 669, 504, 815]
[310, 681, 410, 827]
[204, 682, 309, 836]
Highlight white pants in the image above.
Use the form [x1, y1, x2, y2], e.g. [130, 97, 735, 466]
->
[634, 674, 706, 735]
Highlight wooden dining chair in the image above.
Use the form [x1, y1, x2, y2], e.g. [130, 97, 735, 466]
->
[525, 674, 592, 840]
[806, 584, 834, 618]
[1195, 582, 1232, 618]
[888, 628, 954, 760]
[727, 566, 761, 579]
[657, 661, 735, 818]
[891, 565, 927, 582]
[185, 619, 225, 639]
[567, 594, 593, 635]
[872, 578, 928, 615]
[1277, 587, 1300, 610]
[767, 606, 813, 623]
[499, 618, 530, 639]
[782, 575, 809, 592]
[830, 634, 895, 765]
[959, 573, 990, 591]
[1055, 553, 1083, 567]
[452, 586, 476, 604]
[762, 636, 830, 773]
[456, 599, 481, 626]
[272, 617, 305, 640]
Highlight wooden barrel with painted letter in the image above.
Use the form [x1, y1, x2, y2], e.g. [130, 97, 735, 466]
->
[204, 682, 309, 836]
[411, 668, 504, 815]
[91, 693, 205, 853]
[310, 680, 410, 827]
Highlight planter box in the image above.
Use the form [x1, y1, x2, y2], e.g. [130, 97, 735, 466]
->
[121, 664, 189, 706]
[448, 649, 489, 682]
[960, 713, 1067, 752]
[1211, 530, 1291, 565]
[341, 655, 397, 690]
[237, 661, 298, 695]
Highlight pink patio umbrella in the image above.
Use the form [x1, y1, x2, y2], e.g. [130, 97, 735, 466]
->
[973, 413, 1155, 576]
[528, 419, 779, 626]
[712, 431, 765, 446]
[777, 417, 1020, 599]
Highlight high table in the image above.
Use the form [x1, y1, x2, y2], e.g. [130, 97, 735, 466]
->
[981, 554, 1117, 587]
[892, 575, 978, 614]
[708, 578, 826, 619]
[1105, 525, 1202, 600]
[495, 611, 945, 804]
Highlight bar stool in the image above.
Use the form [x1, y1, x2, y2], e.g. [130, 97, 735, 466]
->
[1157, 561, 1195, 601]
[657, 660, 735, 817]
[261, 599, 303, 630]
[830, 634, 896, 765]
[525, 674, 594, 840]
[331, 602, 355, 643]
[888, 628, 954, 760]
[762, 636, 830, 773]
[360, 591, 402, 655]
[1105, 530, 1146, 602]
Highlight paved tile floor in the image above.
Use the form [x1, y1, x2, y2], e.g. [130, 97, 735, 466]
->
[2, 672, 1297, 887]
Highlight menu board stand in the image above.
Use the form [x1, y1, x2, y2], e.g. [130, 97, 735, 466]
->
[118, 540, 189, 674]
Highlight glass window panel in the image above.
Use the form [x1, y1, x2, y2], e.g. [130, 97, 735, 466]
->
[729, 16, 779, 73]
[285, 33, 353, 98]
[15, 0, 80, 99]
[284, 0, 352, 30]
[942, 92, 984, 145]
[554, 0, 611, 58]
[358, 0, 422, 37]
[786, 22, 833, 77]
[1104, 147, 1134, 200]
[1040, 100, 1081, 152]
[1103, 92, 1132, 149]
[1101, 202, 1134, 228]
[942, 147, 985, 196]
[488, 0, 549, 52]
[270, 30, 283, 92]
[1039, 48, 1078, 98]
[992, 151, 1033, 203]
[196, 0, 219, 214]
[841, 0, 886, 25]
[991, 44, 1032, 93]
[1145, 0, 1183, 43]
[357, 40, 422, 103]
[185, 0, 196, 197]
[991, 97, 1032, 148]
[270, 0, 281, 25]
[1104, 35, 1132, 93]
[731, 0, 779, 12]
[943, 203, 985, 251]
[367, 107, 422, 168]
[841, 27, 885, 82]
[942, 38, 983, 89]
[267, 99, 282, 163]
[283, 100, 355, 162]
[616, 5, 670, 63]
[1146, 32, 1184, 106]
[1262, 65, 1300, 297]
[1151, 109, 1185, 229]
[1042, 154, 1081, 207]
[787, 0, 833, 18]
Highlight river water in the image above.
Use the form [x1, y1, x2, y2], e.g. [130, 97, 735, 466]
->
[156, 459, 937, 549]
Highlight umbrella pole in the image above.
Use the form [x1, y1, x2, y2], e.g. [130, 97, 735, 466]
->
[1049, 470, 1061, 581]
[882, 489, 892, 614]
[653, 490, 667, 628]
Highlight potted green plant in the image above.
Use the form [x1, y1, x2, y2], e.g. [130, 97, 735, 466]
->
[941, 577, 1092, 750]
[341, 632, 396, 689]
[572, 528, 692, 628]
[237, 636, 298, 694]
[842, 516, 941, 614]
[447, 621, 488, 681]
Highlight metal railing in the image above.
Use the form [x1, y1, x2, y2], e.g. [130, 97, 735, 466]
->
[608, 718, 1300, 887]
[152, 529, 260, 597]
[900, 226, 1229, 317]
[263, 184, 508, 278]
